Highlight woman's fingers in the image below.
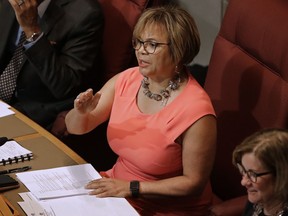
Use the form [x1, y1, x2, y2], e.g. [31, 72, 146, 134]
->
[74, 89, 97, 111]
[85, 178, 130, 198]
[85, 179, 107, 196]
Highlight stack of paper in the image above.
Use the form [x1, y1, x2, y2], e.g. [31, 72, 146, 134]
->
[16, 164, 139, 216]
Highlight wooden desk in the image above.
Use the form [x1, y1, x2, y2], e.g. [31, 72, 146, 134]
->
[0, 107, 86, 215]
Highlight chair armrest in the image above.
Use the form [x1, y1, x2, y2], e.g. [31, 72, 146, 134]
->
[209, 195, 247, 216]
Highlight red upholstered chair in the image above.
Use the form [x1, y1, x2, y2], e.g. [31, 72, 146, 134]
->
[204, 0, 288, 215]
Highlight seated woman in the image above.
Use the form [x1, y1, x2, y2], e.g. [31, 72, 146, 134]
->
[65, 4, 217, 216]
[232, 128, 288, 216]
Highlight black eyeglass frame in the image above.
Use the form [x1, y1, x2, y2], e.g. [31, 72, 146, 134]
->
[237, 163, 272, 183]
[132, 38, 170, 54]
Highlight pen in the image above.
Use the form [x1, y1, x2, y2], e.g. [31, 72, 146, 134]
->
[0, 166, 31, 175]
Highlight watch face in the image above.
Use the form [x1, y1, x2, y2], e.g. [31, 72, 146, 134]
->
[130, 181, 139, 198]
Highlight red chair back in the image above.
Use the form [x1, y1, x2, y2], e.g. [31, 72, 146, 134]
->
[204, 0, 288, 201]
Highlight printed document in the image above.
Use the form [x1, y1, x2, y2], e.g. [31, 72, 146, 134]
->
[16, 164, 139, 216]
[16, 164, 101, 200]
[18, 192, 139, 216]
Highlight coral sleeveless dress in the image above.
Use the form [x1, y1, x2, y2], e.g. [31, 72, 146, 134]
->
[104, 67, 215, 216]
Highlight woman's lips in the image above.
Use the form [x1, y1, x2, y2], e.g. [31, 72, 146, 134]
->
[138, 59, 149, 67]
[247, 188, 257, 193]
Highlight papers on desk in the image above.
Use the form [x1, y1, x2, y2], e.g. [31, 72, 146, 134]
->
[0, 101, 14, 117]
[16, 164, 99, 200]
[16, 164, 139, 216]
[18, 192, 139, 216]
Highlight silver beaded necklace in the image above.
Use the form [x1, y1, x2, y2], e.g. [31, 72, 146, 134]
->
[253, 203, 288, 216]
[141, 74, 181, 106]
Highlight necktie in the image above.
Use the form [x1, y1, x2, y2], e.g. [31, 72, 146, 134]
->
[0, 31, 26, 103]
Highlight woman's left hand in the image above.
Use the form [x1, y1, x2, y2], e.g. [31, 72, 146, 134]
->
[85, 178, 131, 198]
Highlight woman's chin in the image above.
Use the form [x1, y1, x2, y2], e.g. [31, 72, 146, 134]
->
[247, 192, 260, 204]
[139, 67, 149, 76]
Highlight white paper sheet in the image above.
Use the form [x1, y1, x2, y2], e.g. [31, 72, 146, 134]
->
[0, 101, 14, 117]
[16, 164, 101, 200]
[18, 192, 47, 216]
[18, 192, 139, 216]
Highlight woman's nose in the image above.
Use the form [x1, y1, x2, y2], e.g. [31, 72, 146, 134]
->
[138, 46, 147, 54]
[241, 174, 252, 186]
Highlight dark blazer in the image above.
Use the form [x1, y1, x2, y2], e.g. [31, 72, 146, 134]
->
[0, 0, 104, 127]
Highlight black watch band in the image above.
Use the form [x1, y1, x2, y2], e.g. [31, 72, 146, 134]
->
[130, 180, 140, 198]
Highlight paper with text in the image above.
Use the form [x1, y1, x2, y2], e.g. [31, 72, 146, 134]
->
[18, 192, 47, 216]
[18, 192, 139, 216]
[16, 164, 101, 200]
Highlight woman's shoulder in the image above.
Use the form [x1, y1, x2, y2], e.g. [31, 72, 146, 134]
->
[116, 67, 141, 83]
[120, 66, 139, 77]
[114, 67, 141, 95]
[182, 74, 215, 111]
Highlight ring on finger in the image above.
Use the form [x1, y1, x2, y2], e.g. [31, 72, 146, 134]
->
[18, 0, 25, 6]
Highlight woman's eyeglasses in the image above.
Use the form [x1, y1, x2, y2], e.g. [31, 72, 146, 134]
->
[132, 38, 169, 54]
[237, 163, 272, 183]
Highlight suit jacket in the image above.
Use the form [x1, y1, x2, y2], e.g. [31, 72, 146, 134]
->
[0, 0, 104, 127]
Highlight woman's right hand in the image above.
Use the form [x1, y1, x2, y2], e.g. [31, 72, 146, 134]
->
[74, 88, 101, 114]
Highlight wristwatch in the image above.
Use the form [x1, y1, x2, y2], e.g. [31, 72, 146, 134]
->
[26, 32, 42, 43]
[130, 180, 140, 198]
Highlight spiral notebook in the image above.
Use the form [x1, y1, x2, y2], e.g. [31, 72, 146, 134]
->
[0, 140, 33, 166]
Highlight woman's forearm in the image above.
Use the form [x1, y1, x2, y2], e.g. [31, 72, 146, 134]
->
[139, 175, 208, 198]
[65, 109, 92, 134]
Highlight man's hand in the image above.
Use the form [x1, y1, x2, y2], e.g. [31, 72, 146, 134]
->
[8, 0, 41, 38]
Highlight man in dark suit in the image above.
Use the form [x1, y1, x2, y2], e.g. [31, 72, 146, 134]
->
[0, 0, 104, 128]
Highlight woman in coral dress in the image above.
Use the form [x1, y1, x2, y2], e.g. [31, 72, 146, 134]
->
[66, 4, 217, 216]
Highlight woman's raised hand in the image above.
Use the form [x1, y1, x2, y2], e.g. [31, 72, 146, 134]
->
[74, 88, 101, 114]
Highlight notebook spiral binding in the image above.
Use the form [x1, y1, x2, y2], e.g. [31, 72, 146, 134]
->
[1, 154, 33, 166]
[0, 137, 33, 166]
